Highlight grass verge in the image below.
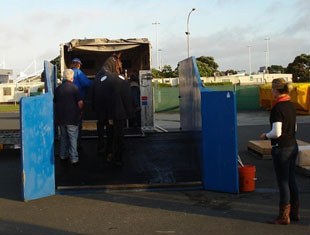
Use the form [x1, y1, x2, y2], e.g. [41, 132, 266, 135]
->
[0, 104, 19, 112]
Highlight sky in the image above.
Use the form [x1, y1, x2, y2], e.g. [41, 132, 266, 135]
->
[0, 0, 309, 77]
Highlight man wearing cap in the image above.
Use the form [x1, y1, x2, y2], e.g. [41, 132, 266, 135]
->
[71, 58, 92, 100]
[70, 58, 93, 150]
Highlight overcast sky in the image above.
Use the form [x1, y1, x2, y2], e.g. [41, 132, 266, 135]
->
[0, 0, 309, 77]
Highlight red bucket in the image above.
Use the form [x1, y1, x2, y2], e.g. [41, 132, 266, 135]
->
[238, 165, 256, 192]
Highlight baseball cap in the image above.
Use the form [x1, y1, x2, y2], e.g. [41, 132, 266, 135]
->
[72, 58, 82, 65]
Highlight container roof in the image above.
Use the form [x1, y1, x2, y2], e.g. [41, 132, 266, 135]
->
[66, 38, 150, 52]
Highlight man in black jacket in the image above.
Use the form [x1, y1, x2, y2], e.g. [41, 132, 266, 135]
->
[92, 69, 133, 166]
[54, 69, 83, 165]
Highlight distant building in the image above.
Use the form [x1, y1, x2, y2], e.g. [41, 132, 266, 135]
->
[236, 70, 246, 76]
[258, 66, 266, 73]
[152, 77, 179, 86]
[0, 69, 44, 103]
[0, 69, 13, 83]
[152, 73, 293, 87]
[0, 79, 44, 103]
[202, 73, 292, 85]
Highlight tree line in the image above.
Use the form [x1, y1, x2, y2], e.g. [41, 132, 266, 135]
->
[152, 53, 310, 83]
[50, 53, 309, 83]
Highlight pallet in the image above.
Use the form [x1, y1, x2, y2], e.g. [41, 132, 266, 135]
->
[247, 140, 310, 159]
[248, 140, 272, 159]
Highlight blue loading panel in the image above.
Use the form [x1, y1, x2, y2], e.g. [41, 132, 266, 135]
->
[20, 61, 55, 201]
[201, 90, 239, 193]
[178, 57, 239, 194]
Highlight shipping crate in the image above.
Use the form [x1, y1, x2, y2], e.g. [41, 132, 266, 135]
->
[296, 146, 310, 176]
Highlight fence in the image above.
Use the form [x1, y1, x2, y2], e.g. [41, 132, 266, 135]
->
[153, 85, 261, 112]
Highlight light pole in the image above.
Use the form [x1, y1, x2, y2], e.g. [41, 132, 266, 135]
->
[158, 49, 163, 70]
[185, 8, 196, 58]
[1, 55, 5, 69]
[264, 37, 270, 73]
[152, 21, 160, 69]
[248, 45, 252, 75]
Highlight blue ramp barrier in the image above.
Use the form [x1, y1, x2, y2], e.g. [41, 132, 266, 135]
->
[20, 61, 56, 201]
[201, 91, 238, 193]
[178, 57, 239, 193]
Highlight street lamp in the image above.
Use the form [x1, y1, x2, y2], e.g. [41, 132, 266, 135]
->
[152, 21, 160, 69]
[1, 55, 5, 69]
[158, 49, 163, 70]
[248, 45, 252, 75]
[264, 37, 270, 73]
[185, 8, 196, 58]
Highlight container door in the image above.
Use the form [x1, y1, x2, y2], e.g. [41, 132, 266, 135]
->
[139, 70, 154, 131]
[20, 61, 56, 201]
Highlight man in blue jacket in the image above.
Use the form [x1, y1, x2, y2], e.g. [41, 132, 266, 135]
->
[70, 58, 92, 150]
[71, 58, 92, 100]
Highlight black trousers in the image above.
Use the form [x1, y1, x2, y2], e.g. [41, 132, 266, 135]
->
[107, 119, 125, 162]
[96, 119, 106, 152]
[271, 143, 299, 205]
[97, 118, 125, 162]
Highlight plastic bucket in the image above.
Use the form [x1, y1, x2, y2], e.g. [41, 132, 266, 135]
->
[238, 165, 256, 192]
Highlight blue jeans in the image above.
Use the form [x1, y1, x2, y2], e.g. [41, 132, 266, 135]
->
[271, 143, 299, 205]
[59, 125, 79, 162]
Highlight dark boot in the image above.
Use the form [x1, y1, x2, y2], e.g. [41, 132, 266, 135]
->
[290, 201, 300, 221]
[269, 204, 291, 225]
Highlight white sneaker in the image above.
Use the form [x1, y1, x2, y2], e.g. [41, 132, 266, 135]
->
[60, 156, 68, 160]
[70, 158, 79, 165]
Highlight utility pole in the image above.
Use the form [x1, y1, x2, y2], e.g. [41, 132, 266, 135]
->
[1, 55, 5, 69]
[152, 21, 160, 69]
[158, 49, 163, 70]
[264, 38, 270, 73]
[248, 46, 252, 75]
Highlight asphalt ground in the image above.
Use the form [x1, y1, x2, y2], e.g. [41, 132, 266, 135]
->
[0, 111, 309, 235]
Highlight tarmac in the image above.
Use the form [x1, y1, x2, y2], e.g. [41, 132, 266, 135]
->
[0, 111, 309, 235]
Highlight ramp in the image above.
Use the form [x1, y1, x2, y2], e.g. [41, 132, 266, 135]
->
[55, 132, 202, 190]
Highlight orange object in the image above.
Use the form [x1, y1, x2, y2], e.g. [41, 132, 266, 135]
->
[238, 165, 256, 192]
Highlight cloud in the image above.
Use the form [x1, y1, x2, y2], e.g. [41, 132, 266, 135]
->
[282, 15, 309, 36]
[1, 0, 308, 76]
[265, 0, 285, 13]
[295, 0, 310, 13]
[215, 0, 241, 5]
